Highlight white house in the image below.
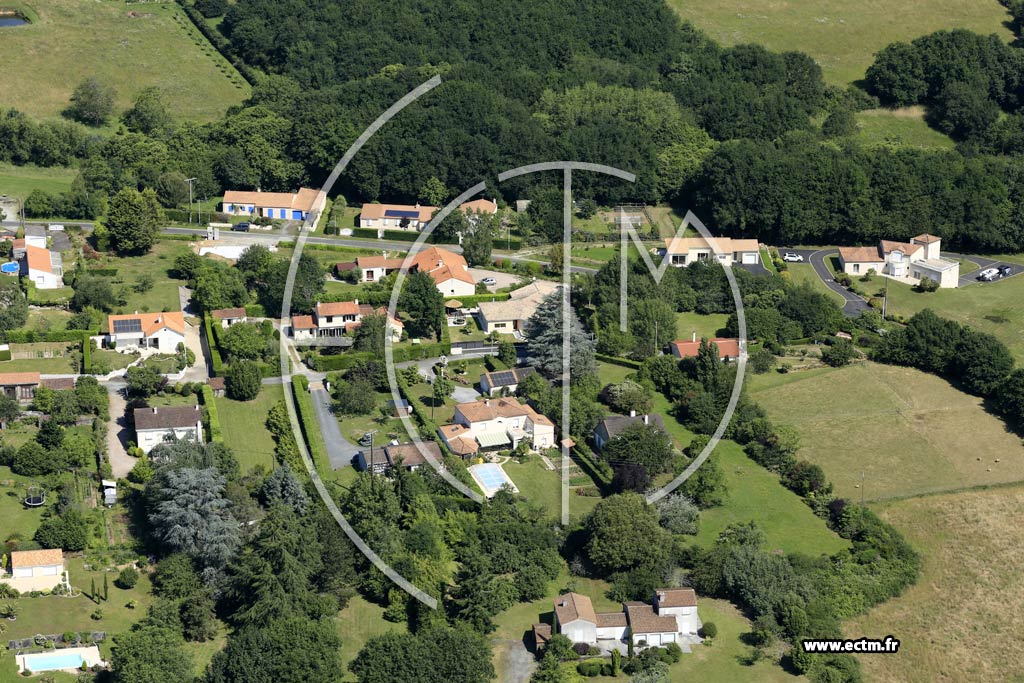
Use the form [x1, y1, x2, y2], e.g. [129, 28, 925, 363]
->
[344, 246, 475, 297]
[477, 281, 560, 334]
[438, 397, 555, 457]
[23, 225, 47, 249]
[663, 236, 761, 267]
[210, 307, 247, 329]
[354, 255, 405, 283]
[221, 188, 322, 221]
[107, 312, 186, 353]
[1, 549, 66, 593]
[133, 405, 203, 454]
[290, 300, 403, 343]
[21, 244, 63, 289]
[479, 367, 535, 397]
[546, 588, 701, 650]
[837, 234, 959, 288]
[358, 199, 499, 233]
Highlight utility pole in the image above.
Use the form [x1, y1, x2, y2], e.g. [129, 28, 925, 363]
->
[185, 177, 197, 224]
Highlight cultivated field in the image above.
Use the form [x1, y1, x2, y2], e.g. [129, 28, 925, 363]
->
[847, 487, 1024, 683]
[0, 0, 248, 123]
[668, 0, 1013, 86]
[750, 362, 1024, 501]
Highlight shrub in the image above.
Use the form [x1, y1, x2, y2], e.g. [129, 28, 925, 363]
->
[701, 622, 717, 638]
[115, 567, 139, 589]
[576, 660, 603, 677]
[572, 642, 591, 656]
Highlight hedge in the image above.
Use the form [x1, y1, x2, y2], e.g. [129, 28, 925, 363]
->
[81, 335, 93, 374]
[304, 339, 452, 371]
[0, 347, 9, 361]
[244, 303, 267, 317]
[291, 376, 331, 473]
[594, 353, 643, 370]
[199, 385, 223, 443]
[85, 268, 118, 277]
[203, 314, 225, 377]
[572, 445, 613, 489]
[0, 329, 97, 344]
[445, 292, 512, 306]
[176, 1, 261, 86]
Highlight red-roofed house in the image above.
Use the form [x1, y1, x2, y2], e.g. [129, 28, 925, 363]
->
[669, 336, 741, 362]
[1, 549, 66, 592]
[290, 300, 403, 343]
[438, 397, 555, 455]
[107, 311, 186, 353]
[0, 372, 41, 402]
[548, 588, 702, 649]
[210, 308, 247, 329]
[663, 235, 760, 267]
[221, 188, 322, 221]
[20, 245, 63, 289]
[358, 198, 498, 233]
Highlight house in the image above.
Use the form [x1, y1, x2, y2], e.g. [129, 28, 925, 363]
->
[385, 442, 443, 471]
[480, 367, 535, 397]
[133, 405, 203, 454]
[23, 224, 47, 249]
[107, 311, 186, 353]
[354, 255, 405, 283]
[669, 336, 741, 362]
[356, 449, 388, 474]
[593, 412, 667, 451]
[358, 199, 499, 232]
[0, 549, 66, 593]
[409, 246, 476, 297]
[478, 281, 561, 334]
[210, 308, 247, 328]
[289, 300, 403, 342]
[837, 234, 959, 288]
[547, 589, 701, 650]
[663, 235, 761, 267]
[221, 188, 321, 221]
[20, 245, 63, 289]
[0, 372, 40, 402]
[438, 397, 555, 457]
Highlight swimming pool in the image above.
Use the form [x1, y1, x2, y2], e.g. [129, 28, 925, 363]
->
[469, 462, 518, 498]
[21, 651, 83, 671]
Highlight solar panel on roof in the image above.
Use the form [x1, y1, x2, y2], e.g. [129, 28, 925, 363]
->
[112, 319, 143, 334]
[384, 209, 420, 218]
[489, 370, 516, 386]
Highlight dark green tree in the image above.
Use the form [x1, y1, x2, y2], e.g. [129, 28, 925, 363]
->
[67, 77, 116, 126]
[122, 87, 172, 136]
[105, 187, 162, 255]
[227, 359, 262, 401]
[399, 270, 445, 339]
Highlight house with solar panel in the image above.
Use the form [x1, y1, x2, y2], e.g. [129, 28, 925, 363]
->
[358, 199, 497, 235]
[438, 397, 555, 457]
[221, 188, 321, 221]
[107, 312, 186, 353]
[480, 366, 535, 397]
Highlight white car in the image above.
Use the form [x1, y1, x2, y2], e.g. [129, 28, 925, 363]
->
[782, 252, 804, 262]
[977, 268, 999, 282]
[480, 277, 497, 286]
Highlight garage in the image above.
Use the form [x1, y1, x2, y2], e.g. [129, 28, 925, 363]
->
[741, 251, 759, 264]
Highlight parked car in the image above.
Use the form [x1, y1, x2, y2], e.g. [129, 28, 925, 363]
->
[998, 264, 1013, 277]
[232, 222, 251, 232]
[782, 252, 804, 262]
[977, 267, 999, 281]
[480, 277, 497, 286]
[358, 433, 374, 446]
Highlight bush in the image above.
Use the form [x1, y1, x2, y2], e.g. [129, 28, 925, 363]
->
[115, 567, 139, 589]
[576, 660, 603, 677]
[572, 642, 591, 657]
[226, 359, 261, 401]
[701, 622, 717, 638]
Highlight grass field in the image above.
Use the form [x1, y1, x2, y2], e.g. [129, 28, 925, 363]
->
[0, 465, 56, 541]
[668, 0, 1013, 86]
[847, 487, 1024, 683]
[750, 362, 1024, 501]
[0, 355, 76, 373]
[502, 455, 601, 523]
[0, 0, 248, 123]
[89, 240, 189, 314]
[855, 108, 956, 150]
[336, 595, 408, 681]
[215, 383, 284, 474]
[0, 162, 77, 200]
[785, 263, 847, 306]
[675, 312, 730, 341]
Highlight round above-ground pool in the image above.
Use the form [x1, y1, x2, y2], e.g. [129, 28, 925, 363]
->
[0, 261, 20, 274]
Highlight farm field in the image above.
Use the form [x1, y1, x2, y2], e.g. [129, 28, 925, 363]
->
[215, 383, 284, 475]
[668, 0, 1013, 86]
[0, 162, 77, 200]
[0, 0, 248, 123]
[749, 362, 1024, 501]
[847, 487, 1024, 683]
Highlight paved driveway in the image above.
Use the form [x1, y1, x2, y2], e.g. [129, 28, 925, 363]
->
[308, 382, 360, 469]
[943, 252, 1024, 288]
[467, 268, 522, 293]
[105, 384, 135, 478]
[787, 248, 870, 318]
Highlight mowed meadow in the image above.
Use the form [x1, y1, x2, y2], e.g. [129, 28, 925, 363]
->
[0, 0, 248, 123]
[749, 362, 1024, 502]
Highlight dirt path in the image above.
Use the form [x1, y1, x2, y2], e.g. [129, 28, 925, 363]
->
[105, 385, 135, 478]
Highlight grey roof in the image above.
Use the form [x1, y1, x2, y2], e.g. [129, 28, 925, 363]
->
[24, 225, 46, 237]
[482, 366, 535, 388]
[595, 413, 667, 442]
[134, 405, 202, 431]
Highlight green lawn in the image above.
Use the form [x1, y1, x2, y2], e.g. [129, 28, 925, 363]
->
[336, 595, 408, 681]
[95, 241, 189, 315]
[675, 312, 730, 342]
[216, 383, 284, 474]
[668, 0, 1013, 86]
[92, 348, 140, 372]
[502, 455, 601, 524]
[750, 362, 1024, 502]
[24, 308, 73, 333]
[570, 244, 619, 264]
[786, 263, 847, 307]
[0, 163, 77, 200]
[694, 441, 850, 556]
[0, 465, 57, 542]
[855, 107, 956, 150]
[0, 0, 248, 124]
[145, 393, 198, 409]
[0, 356, 76, 373]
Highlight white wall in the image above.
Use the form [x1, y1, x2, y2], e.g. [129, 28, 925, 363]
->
[136, 426, 202, 454]
[29, 268, 61, 289]
[435, 278, 476, 297]
[559, 619, 597, 645]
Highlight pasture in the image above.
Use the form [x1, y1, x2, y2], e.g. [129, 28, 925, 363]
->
[749, 362, 1024, 501]
[0, 0, 248, 123]
[855, 107, 956, 150]
[847, 486, 1024, 683]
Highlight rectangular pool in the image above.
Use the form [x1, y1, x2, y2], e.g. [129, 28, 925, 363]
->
[21, 651, 84, 671]
[469, 462, 518, 498]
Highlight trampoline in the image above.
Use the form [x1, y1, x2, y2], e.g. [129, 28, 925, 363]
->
[24, 485, 45, 507]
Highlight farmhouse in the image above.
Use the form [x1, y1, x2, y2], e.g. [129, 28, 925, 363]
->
[221, 188, 321, 221]
[133, 405, 203, 455]
[289, 300, 402, 342]
[210, 307, 247, 328]
[438, 397, 555, 456]
[20, 244, 63, 289]
[593, 412, 667, 451]
[480, 366, 535, 397]
[663, 235, 760, 267]
[670, 336, 741, 362]
[1, 549, 66, 593]
[477, 281, 560, 334]
[545, 588, 700, 650]
[107, 311, 186, 353]
[0, 372, 40, 402]
[837, 234, 959, 288]
[358, 198, 499, 232]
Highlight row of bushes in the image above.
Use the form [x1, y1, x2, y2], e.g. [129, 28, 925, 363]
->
[572, 445, 613, 488]
[0, 347, 10, 361]
[291, 376, 331, 473]
[81, 337, 92, 374]
[199, 385, 223, 443]
[304, 339, 453, 372]
[0, 329, 96, 344]
[85, 268, 118, 277]
[244, 303, 266, 317]
[176, 0, 261, 85]
[594, 353, 643, 370]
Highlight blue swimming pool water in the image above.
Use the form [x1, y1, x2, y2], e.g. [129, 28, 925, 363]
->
[0, 17, 27, 27]
[0, 262, 19, 273]
[471, 463, 514, 492]
[23, 651, 84, 671]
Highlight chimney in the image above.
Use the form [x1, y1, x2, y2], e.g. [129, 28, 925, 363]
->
[692, 331, 696, 343]
[484, 399, 491, 407]
[643, 414, 649, 425]
[629, 409, 636, 418]
[354, 299, 359, 306]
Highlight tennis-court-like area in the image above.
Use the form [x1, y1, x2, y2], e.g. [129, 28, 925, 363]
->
[18, 646, 104, 673]
[468, 462, 519, 498]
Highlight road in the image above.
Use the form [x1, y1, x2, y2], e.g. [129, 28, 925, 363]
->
[788, 248, 870, 318]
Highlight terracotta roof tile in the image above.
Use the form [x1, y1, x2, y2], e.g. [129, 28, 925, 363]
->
[655, 588, 696, 608]
[625, 602, 679, 635]
[133, 405, 201, 431]
[223, 188, 319, 212]
[211, 308, 246, 320]
[0, 372, 40, 387]
[107, 311, 185, 337]
[10, 549, 63, 568]
[554, 592, 597, 626]
[669, 338, 740, 359]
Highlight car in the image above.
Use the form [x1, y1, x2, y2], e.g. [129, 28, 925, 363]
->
[358, 433, 374, 446]
[977, 267, 999, 281]
[480, 277, 497, 286]
[232, 222, 251, 232]
[782, 253, 804, 262]
[998, 264, 1013, 277]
